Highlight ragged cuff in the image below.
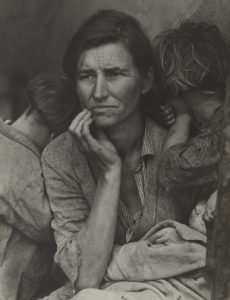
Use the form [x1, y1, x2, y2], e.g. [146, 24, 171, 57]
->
[55, 238, 82, 287]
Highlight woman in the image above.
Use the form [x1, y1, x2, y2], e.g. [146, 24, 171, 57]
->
[41, 10, 214, 300]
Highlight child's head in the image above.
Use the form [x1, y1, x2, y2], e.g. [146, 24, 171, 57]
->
[154, 21, 229, 100]
[25, 75, 80, 137]
[189, 190, 217, 234]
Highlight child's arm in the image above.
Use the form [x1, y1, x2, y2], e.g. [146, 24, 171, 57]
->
[163, 113, 192, 152]
[161, 98, 192, 152]
[159, 105, 222, 187]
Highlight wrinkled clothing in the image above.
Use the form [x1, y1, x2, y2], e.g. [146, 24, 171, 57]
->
[72, 275, 210, 300]
[159, 108, 223, 188]
[0, 119, 53, 300]
[37, 220, 209, 300]
[41, 117, 215, 298]
[71, 221, 209, 300]
[105, 220, 206, 282]
[37, 282, 74, 300]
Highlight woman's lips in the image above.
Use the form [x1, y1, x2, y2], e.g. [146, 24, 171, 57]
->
[92, 105, 117, 112]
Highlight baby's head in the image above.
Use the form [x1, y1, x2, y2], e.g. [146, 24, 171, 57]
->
[154, 21, 229, 100]
[189, 191, 217, 234]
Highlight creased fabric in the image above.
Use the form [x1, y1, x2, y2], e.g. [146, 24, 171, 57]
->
[70, 274, 210, 300]
[41, 117, 176, 286]
[0, 119, 53, 300]
[41, 116, 215, 298]
[105, 220, 206, 282]
[159, 108, 223, 187]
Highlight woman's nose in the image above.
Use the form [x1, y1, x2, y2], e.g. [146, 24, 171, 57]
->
[93, 75, 108, 101]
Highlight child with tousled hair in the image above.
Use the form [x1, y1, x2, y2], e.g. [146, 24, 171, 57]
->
[153, 21, 229, 201]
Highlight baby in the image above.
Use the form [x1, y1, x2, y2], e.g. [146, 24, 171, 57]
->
[103, 187, 216, 292]
[142, 189, 217, 246]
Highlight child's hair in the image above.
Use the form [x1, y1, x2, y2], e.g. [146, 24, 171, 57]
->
[153, 21, 230, 99]
[26, 75, 80, 136]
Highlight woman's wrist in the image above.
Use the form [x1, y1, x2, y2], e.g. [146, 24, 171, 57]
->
[102, 162, 122, 179]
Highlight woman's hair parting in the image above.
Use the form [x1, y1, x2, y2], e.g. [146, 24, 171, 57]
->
[153, 21, 230, 98]
[63, 9, 155, 80]
[26, 75, 79, 136]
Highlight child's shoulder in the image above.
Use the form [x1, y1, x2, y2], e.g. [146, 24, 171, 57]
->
[202, 106, 223, 135]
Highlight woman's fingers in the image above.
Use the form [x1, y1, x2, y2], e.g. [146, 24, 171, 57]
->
[69, 109, 89, 133]
[69, 109, 121, 172]
[147, 232, 162, 243]
[69, 109, 93, 152]
[69, 110, 91, 137]
[147, 228, 172, 243]
[81, 118, 102, 152]
[77, 117, 93, 152]
[154, 236, 168, 245]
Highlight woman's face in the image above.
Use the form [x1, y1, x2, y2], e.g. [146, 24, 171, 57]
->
[76, 42, 151, 128]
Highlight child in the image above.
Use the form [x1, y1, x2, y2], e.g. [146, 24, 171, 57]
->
[0, 75, 78, 300]
[152, 21, 229, 197]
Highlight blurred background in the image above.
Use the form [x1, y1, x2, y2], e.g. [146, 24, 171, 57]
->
[0, 0, 229, 120]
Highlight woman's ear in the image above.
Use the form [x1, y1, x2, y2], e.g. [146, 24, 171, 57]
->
[141, 67, 154, 95]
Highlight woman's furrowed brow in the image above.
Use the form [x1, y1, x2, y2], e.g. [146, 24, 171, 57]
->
[104, 66, 129, 73]
[77, 68, 94, 74]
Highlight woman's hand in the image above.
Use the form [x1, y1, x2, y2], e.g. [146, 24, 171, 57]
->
[69, 109, 121, 173]
[147, 227, 183, 245]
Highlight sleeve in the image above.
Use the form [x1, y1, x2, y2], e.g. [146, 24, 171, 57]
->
[105, 221, 207, 282]
[41, 157, 90, 286]
[159, 123, 220, 187]
[0, 164, 52, 243]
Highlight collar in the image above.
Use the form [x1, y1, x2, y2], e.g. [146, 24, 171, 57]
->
[141, 117, 161, 158]
[0, 118, 41, 157]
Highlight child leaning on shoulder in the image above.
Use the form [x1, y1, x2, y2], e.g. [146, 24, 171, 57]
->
[154, 21, 229, 194]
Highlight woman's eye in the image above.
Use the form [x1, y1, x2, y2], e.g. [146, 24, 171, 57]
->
[106, 71, 123, 79]
[78, 73, 95, 81]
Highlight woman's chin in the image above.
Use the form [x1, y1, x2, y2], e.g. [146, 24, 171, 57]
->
[93, 116, 117, 128]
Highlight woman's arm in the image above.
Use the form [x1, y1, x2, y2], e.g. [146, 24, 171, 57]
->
[68, 110, 122, 290]
[76, 167, 121, 290]
[42, 110, 122, 291]
[105, 221, 207, 282]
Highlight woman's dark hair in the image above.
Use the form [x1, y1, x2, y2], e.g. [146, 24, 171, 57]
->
[26, 75, 79, 136]
[153, 21, 230, 99]
[63, 9, 155, 80]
